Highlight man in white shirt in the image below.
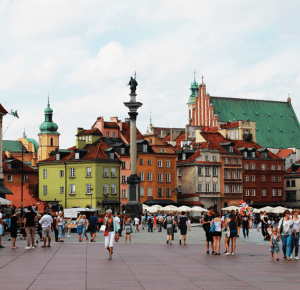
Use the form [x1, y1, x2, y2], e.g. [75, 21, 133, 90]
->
[39, 210, 53, 248]
[134, 216, 140, 233]
[0, 207, 4, 248]
[115, 213, 121, 232]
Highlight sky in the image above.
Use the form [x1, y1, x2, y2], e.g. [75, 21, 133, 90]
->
[1, 0, 300, 148]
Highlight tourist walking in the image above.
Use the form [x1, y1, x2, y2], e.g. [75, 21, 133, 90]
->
[52, 213, 58, 241]
[10, 211, 20, 249]
[292, 210, 300, 260]
[24, 205, 37, 249]
[202, 207, 215, 255]
[89, 211, 98, 242]
[104, 209, 119, 260]
[76, 215, 85, 242]
[270, 228, 280, 261]
[115, 213, 121, 235]
[236, 210, 241, 237]
[211, 211, 223, 255]
[224, 211, 238, 255]
[165, 212, 175, 245]
[141, 214, 146, 230]
[20, 215, 26, 240]
[278, 210, 294, 261]
[39, 210, 53, 248]
[57, 212, 64, 242]
[0, 207, 4, 248]
[157, 213, 163, 232]
[124, 214, 132, 243]
[242, 211, 250, 239]
[82, 215, 89, 241]
[134, 215, 140, 233]
[178, 211, 190, 245]
[261, 211, 268, 240]
[147, 214, 153, 232]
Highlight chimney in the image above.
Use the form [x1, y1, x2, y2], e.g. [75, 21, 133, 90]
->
[287, 97, 291, 104]
[77, 127, 84, 135]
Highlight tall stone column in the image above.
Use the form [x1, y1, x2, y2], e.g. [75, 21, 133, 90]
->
[124, 76, 143, 217]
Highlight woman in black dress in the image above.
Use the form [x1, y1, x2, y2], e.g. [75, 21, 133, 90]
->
[261, 211, 268, 240]
[10, 211, 20, 249]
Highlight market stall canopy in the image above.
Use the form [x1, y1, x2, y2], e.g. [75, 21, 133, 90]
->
[142, 204, 149, 210]
[0, 197, 12, 205]
[260, 206, 274, 213]
[162, 205, 178, 211]
[177, 206, 192, 212]
[271, 206, 288, 214]
[147, 205, 163, 213]
[252, 208, 261, 214]
[222, 205, 239, 211]
[191, 206, 208, 212]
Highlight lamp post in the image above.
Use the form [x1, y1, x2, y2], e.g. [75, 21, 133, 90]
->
[21, 147, 25, 216]
[90, 188, 93, 209]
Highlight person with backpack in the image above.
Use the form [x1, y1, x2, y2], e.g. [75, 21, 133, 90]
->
[202, 207, 215, 255]
[157, 213, 164, 232]
[278, 210, 294, 261]
[147, 214, 153, 232]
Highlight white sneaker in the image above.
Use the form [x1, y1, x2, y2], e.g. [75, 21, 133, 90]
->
[25, 246, 31, 249]
[67, 235, 71, 238]
[231, 253, 235, 256]
[223, 252, 231, 255]
[295, 256, 299, 260]
[31, 246, 35, 249]
[290, 254, 293, 259]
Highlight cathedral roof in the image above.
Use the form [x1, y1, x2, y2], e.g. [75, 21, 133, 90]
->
[39, 99, 59, 135]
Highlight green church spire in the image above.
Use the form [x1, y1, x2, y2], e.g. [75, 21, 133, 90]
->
[38, 97, 59, 135]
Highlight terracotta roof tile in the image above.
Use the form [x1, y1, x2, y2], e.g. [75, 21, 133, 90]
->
[220, 121, 239, 129]
[164, 135, 171, 141]
[77, 128, 102, 136]
[104, 122, 119, 129]
[3, 153, 37, 173]
[121, 122, 144, 143]
[277, 149, 294, 158]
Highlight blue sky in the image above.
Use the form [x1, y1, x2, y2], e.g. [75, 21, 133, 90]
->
[1, 0, 300, 148]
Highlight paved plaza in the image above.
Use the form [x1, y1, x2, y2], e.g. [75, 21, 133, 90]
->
[0, 228, 300, 290]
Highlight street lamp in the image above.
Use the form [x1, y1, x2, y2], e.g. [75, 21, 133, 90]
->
[21, 147, 28, 217]
[102, 194, 109, 212]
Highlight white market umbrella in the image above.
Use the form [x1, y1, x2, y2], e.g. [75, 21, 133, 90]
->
[191, 206, 208, 212]
[163, 205, 178, 211]
[142, 204, 149, 210]
[252, 208, 261, 214]
[0, 197, 12, 205]
[177, 206, 192, 212]
[260, 206, 274, 213]
[147, 205, 163, 213]
[222, 205, 239, 211]
[271, 206, 288, 214]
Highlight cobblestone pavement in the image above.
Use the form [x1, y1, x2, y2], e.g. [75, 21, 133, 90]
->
[1, 227, 299, 290]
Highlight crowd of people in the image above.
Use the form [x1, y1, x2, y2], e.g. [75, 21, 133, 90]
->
[0, 204, 299, 262]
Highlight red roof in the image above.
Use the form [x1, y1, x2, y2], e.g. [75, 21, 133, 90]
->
[2, 153, 37, 173]
[121, 122, 144, 143]
[0, 104, 8, 115]
[174, 133, 186, 149]
[220, 121, 239, 129]
[104, 122, 119, 129]
[164, 135, 171, 141]
[77, 128, 102, 136]
[277, 149, 294, 158]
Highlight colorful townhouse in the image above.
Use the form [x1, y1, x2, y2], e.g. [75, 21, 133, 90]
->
[38, 128, 121, 213]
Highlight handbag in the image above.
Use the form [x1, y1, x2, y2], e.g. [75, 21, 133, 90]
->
[100, 225, 106, 232]
[104, 218, 113, 236]
[115, 234, 119, 242]
[209, 219, 215, 233]
[225, 225, 230, 238]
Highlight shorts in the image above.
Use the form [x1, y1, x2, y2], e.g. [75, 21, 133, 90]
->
[205, 231, 214, 242]
[11, 229, 17, 238]
[42, 227, 51, 238]
[213, 231, 222, 237]
[230, 230, 237, 239]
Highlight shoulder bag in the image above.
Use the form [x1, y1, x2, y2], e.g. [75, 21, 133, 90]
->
[104, 218, 113, 236]
[209, 219, 215, 233]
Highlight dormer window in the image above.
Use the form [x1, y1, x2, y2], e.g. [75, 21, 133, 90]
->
[110, 153, 114, 159]
[75, 152, 80, 160]
[56, 154, 60, 161]
[244, 152, 247, 158]
[182, 153, 186, 161]
[106, 132, 110, 138]
[149, 139, 152, 144]
[205, 155, 209, 161]
[113, 132, 116, 138]
[121, 148, 125, 155]
[251, 152, 256, 158]
[163, 148, 166, 153]
[159, 148, 162, 153]
[143, 145, 147, 152]
[229, 146, 233, 153]
[88, 135, 91, 142]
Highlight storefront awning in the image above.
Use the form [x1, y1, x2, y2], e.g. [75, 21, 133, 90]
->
[143, 199, 178, 206]
[0, 179, 13, 198]
[102, 200, 120, 205]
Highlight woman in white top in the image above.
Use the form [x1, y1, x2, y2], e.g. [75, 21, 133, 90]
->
[292, 210, 300, 260]
[210, 211, 223, 255]
[57, 212, 64, 242]
[278, 210, 294, 261]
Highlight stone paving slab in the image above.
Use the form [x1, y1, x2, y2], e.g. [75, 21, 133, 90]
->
[0, 241, 300, 290]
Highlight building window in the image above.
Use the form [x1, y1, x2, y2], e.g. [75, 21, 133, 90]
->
[148, 159, 152, 165]
[206, 184, 210, 192]
[43, 169, 47, 179]
[166, 173, 171, 182]
[166, 160, 170, 168]
[244, 152, 247, 158]
[237, 170, 241, 179]
[43, 185, 47, 195]
[251, 189, 256, 196]
[140, 187, 144, 197]
[86, 167, 91, 177]
[23, 175, 28, 181]
[225, 185, 229, 193]
[277, 165, 281, 170]
[158, 160, 162, 167]
[271, 176, 275, 182]
[213, 167, 218, 176]
[261, 164, 265, 170]
[158, 188, 163, 197]
[237, 159, 241, 165]
[163, 148, 166, 153]
[230, 131, 234, 139]
[205, 167, 210, 176]
[140, 172, 144, 181]
[235, 130, 239, 139]
[272, 189, 276, 196]
[225, 170, 229, 179]
[121, 176, 127, 183]
[7, 175, 12, 182]
[205, 155, 209, 161]
[60, 186, 64, 194]
[182, 154, 186, 161]
[286, 180, 290, 187]
[231, 170, 235, 179]
[251, 175, 255, 182]
[271, 165, 275, 170]
[75, 152, 80, 160]
[231, 185, 235, 193]
[262, 189, 266, 196]
[251, 164, 255, 170]
[251, 152, 256, 158]
[143, 145, 147, 152]
[111, 167, 116, 177]
[70, 168, 75, 178]
[106, 132, 110, 138]
[56, 154, 60, 161]
[224, 158, 228, 164]
[111, 184, 116, 194]
[278, 189, 282, 196]
[103, 184, 108, 194]
[166, 188, 171, 197]
[198, 166, 202, 176]
[86, 184, 92, 195]
[149, 139, 152, 144]
[237, 185, 242, 193]
[60, 170, 64, 177]
[159, 148, 162, 153]
[140, 159, 144, 165]
[158, 173, 163, 182]
[148, 187, 153, 196]
[213, 155, 217, 161]
[121, 162, 126, 169]
[213, 184, 217, 192]
[148, 172, 153, 181]
[229, 146, 234, 153]
[245, 189, 249, 196]
[178, 170, 181, 177]
[244, 164, 249, 170]
[89, 135, 91, 142]
[292, 180, 296, 187]
[231, 158, 235, 164]
[261, 175, 265, 182]
[245, 175, 249, 182]
[112, 132, 116, 138]
[122, 189, 127, 198]
[70, 184, 75, 195]
[103, 167, 108, 177]
[110, 153, 114, 159]
[198, 184, 202, 192]
[121, 148, 125, 155]
[277, 176, 281, 182]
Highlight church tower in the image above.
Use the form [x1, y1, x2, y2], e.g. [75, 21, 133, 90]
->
[38, 98, 59, 161]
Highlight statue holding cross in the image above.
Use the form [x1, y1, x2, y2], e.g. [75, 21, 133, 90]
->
[127, 72, 138, 95]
